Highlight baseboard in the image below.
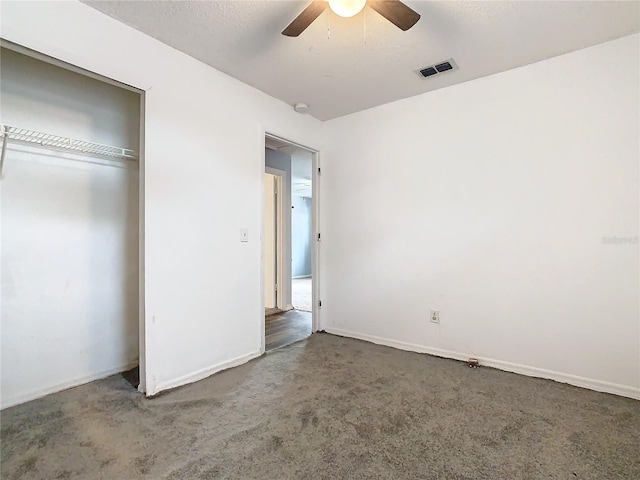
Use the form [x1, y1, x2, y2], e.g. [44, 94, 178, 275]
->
[325, 327, 640, 400]
[151, 350, 262, 396]
[1, 361, 139, 410]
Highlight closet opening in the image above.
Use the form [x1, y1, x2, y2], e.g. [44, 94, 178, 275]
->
[0, 42, 145, 408]
[263, 134, 319, 352]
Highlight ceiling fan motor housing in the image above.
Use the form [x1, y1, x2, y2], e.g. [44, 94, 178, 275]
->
[282, 0, 420, 37]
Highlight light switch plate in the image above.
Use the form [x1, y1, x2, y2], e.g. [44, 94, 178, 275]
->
[240, 228, 249, 242]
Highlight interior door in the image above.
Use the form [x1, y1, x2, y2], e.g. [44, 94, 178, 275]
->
[263, 173, 277, 308]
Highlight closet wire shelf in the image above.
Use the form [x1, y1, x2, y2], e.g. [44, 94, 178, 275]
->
[0, 124, 138, 176]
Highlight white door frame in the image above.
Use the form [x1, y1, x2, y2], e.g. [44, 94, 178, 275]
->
[265, 167, 286, 311]
[262, 132, 321, 354]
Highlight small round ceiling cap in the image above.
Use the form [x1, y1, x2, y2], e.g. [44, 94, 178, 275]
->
[294, 103, 309, 114]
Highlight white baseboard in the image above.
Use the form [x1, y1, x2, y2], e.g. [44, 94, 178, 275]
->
[1, 361, 139, 410]
[151, 350, 262, 396]
[325, 327, 640, 400]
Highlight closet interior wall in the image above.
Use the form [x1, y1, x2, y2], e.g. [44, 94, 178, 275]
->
[0, 47, 141, 408]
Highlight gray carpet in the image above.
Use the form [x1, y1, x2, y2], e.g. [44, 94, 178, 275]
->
[292, 277, 312, 312]
[1, 333, 639, 480]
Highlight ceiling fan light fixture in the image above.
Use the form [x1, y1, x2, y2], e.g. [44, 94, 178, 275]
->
[328, 0, 367, 18]
[282, 0, 419, 37]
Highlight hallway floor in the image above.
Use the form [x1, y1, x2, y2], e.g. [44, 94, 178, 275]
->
[292, 277, 312, 312]
[265, 310, 311, 351]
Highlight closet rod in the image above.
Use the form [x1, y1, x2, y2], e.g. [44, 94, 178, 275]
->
[0, 124, 138, 173]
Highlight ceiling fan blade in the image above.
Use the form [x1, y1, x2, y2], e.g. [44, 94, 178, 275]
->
[368, 0, 421, 31]
[282, 1, 328, 37]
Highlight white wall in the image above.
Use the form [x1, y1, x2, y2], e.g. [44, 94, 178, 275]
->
[0, 48, 140, 147]
[1, 48, 140, 408]
[0, 0, 326, 399]
[323, 34, 640, 399]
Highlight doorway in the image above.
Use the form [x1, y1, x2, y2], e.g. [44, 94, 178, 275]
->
[264, 170, 282, 316]
[0, 42, 145, 408]
[263, 134, 318, 352]
[291, 182, 313, 312]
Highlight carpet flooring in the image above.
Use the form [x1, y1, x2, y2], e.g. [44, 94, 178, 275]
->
[1, 333, 639, 480]
[292, 277, 312, 312]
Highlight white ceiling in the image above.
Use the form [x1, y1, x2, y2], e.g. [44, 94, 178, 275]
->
[83, 1, 639, 121]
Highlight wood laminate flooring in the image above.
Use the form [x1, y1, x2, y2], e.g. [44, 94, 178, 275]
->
[265, 310, 312, 351]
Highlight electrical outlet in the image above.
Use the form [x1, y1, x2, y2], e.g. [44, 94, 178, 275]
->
[430, 309, 440, 324]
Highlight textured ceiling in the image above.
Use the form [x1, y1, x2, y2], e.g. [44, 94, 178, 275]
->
[83, 1, 639, 121]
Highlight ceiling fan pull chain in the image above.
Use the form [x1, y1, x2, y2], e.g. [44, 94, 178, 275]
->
[327, 8, 331, 39]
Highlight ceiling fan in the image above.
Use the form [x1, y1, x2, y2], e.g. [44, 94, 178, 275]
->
[282, 0, 420, 37]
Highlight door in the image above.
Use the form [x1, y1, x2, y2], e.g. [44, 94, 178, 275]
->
[263, 173, 277, 308]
